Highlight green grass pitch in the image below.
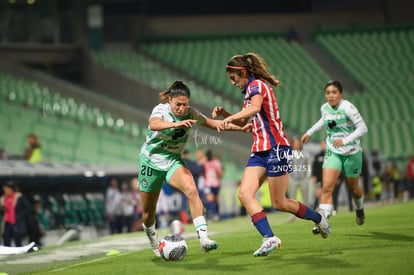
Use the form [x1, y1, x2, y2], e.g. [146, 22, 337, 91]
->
[2, 201, 414, 275]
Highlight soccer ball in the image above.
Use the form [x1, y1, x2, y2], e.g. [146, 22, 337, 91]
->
[159, 234, 188, 261]
[170, 219, 184, 235]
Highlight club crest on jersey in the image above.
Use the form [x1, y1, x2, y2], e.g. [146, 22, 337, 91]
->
[142, 178, 148, 188]
[336, 112, 342, 120]
[250, 85, 260, 93]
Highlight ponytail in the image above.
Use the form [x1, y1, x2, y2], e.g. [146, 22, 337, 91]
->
[226, 53, 280, 88]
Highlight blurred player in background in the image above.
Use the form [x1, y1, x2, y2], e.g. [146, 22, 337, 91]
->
[312, 139, 326, 209]
[287, 136, 313, 208]
[404, 155, 414, 202]
[213, 53, 330, 257]
[181, 149, 204, 224]
[138, 81, 244, 257]
[203, 149, 223, 221]
[105, 177, 122, 234]
[301, 80, 368, 232]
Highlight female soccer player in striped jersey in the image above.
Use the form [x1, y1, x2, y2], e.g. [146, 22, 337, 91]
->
[301, 80, 368, 230]
[139, 81, 244, 257]
[213, 53, 330, 257]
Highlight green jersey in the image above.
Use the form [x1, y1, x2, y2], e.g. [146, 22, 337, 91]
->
[140, 103, 207, 170]
[306, 99, 368, 155]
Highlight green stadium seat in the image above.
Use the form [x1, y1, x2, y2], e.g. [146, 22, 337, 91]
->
[92, 49, 238, 110]
[0, 71, 151, 165]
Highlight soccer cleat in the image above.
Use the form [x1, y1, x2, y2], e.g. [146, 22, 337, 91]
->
[356, 208, 365, 225]
[316, 208, 330, 239]
[253, 236, 282, 257]
[200, 238, 219, 253]
[312, 226, 321, 235]
[144, 226, 161, 257]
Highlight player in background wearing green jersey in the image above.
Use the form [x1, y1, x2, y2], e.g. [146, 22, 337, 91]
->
[301, 80, 368, 235]
[139, 81, 247, 257]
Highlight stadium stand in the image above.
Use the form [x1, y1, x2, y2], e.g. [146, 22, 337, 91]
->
[138, 33, 329, 138]
[135, 30, 413, 159]
[0, 67, 248, 170]
[92, 49, 241, 114]
[0, 72, 144, 165]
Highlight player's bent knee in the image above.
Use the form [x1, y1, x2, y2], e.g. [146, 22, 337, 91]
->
[238, 191, 252, 205]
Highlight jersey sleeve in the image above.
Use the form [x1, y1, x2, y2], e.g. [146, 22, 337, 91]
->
[189, 106, 207, 125]
[306, 105, 325, 136]
[248, 82, 261, 98]
[150, 104, 165, 119]
[342, 102, 368, 145]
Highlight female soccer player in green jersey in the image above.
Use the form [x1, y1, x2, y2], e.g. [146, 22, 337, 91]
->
[301, 80, 368, 235]
[138, 81, 244, 257]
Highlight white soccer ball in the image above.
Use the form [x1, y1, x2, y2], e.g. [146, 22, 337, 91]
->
[159, 234, 188, 261]
[170, 219, 184, 235]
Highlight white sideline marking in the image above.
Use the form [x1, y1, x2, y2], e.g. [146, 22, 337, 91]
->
[50, 252, 129, 273]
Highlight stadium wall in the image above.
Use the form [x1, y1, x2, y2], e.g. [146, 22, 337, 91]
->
[126, 10, 385, 41]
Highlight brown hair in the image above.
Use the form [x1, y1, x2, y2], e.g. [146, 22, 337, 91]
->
[27, 133, 41, 148]
[159, 80, 191, 103]
[226, 53, 280, 88]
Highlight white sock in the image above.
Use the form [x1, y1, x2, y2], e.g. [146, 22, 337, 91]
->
[193, 216, 208, 240]
[319, 203, 333, 218]
[142, 223, 155, 232]
[354, 196, 364, 209]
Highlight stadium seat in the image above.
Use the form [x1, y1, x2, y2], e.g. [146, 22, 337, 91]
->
[0, 72, 148, 165]
[92, 49, 236, 111]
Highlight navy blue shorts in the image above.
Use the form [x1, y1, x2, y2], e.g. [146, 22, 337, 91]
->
[246, 145, 293, 177]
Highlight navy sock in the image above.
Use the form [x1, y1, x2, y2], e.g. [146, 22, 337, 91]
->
[207, 201, 215, 219]
[295, 202, 321, 224]
[251, 211, 274, 238]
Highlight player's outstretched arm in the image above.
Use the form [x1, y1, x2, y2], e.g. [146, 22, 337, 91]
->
[149, 117, 197, 131]
[202, 118, 221, 130]
[218, 95, 261, 131]
[212, 106, 248, 127]
[302, 117, 324, 143]
[202, 118, 251, 132]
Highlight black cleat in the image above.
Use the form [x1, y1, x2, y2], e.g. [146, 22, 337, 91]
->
[356, 208, 365, 225]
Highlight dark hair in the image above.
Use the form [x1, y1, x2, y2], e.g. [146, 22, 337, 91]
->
[27, 133, 41, 148]
[325, 80, 343, 93]
[3, 180, 16, 190]
[159, 81, 191, 103]
[206, 149, 213, 161]
[226, 53, 280, 88]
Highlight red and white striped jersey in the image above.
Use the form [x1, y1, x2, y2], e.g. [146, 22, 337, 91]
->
[243, 77, 290, 152]
[203, 159, 222, 188]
